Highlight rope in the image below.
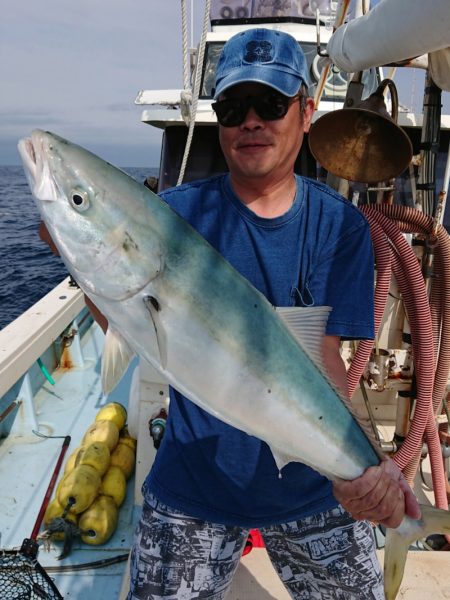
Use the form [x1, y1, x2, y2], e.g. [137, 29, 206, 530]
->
[177, 0, 212, 186]
[181, 0, 190, 91]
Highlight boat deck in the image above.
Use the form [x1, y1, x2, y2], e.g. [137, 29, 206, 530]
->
[0, 313, 139, 598]
[230, 548, 450, 600]
[117, 543, 450, 599]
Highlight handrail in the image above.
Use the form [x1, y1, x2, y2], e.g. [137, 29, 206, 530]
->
[0, 278, 85, 398]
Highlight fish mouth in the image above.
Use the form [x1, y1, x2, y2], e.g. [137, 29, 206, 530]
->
[18, 130, 59, 202]
[18, 136, 38, 183]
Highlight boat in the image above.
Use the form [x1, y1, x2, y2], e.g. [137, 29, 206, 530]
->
[1, 1, 450, 598]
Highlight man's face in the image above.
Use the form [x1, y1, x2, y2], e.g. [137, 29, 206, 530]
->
[218, 83, 314, 184]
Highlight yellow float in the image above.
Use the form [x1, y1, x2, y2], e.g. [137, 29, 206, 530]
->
[79, 495, 118, 545]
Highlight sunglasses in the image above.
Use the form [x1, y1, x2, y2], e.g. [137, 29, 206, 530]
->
[212, 92, 301, 127]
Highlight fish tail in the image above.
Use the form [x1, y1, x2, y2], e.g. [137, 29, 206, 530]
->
[384, 504, 450, 599]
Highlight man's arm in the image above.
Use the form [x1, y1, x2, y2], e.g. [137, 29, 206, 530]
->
[322, 335, 421, 528]
[39, 222, 109, 333]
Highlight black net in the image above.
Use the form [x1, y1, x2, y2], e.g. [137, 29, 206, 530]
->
[0, 546, 63, 600]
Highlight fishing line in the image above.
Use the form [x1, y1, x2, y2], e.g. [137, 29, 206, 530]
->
[32, 429, 68, 439]
[45, 553, 129, 573]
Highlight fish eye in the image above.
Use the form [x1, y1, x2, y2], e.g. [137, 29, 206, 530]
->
[69, 189, 90, 212]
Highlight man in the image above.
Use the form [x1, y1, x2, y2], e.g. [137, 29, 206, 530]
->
[39, 26, 419, 600]
[123, 28, 420, 600]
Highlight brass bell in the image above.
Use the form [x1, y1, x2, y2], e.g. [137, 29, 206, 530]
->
[308, 78, 413, 183]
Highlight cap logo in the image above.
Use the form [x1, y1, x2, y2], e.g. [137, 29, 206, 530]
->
[243, 40, 273, 64]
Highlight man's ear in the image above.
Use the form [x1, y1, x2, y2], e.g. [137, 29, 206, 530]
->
[302, 97, 315, 133]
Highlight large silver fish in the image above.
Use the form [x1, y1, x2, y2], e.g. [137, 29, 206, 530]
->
[18, 130, 450, 599]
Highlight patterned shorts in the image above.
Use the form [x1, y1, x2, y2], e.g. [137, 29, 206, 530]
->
[126, 494, 384, 600]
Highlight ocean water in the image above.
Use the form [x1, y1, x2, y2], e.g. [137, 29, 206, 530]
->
[0, 165, 156, 330]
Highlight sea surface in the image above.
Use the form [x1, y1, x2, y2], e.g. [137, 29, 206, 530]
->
[0, 165, 156, 330]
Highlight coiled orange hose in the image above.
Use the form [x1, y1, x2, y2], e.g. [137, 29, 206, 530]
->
[347, 204, 450, 510]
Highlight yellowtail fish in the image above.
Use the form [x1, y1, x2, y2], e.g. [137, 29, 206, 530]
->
[18, 130, 450, 599]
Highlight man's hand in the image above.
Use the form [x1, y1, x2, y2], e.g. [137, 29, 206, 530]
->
[332, 459, 421, 528]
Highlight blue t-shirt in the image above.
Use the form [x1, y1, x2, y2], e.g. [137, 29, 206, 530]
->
[145, 174, 374, 527]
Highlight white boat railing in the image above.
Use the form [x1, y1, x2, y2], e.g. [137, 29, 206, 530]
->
[0, 277, 85, 399]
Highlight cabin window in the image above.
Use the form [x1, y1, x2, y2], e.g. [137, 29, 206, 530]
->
[158, 126, 228, 190]
[209, 0, 318, 21]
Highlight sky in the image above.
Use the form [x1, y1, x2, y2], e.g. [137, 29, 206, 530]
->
[1, 1, 449, 169]
[1, 1, 205, 168]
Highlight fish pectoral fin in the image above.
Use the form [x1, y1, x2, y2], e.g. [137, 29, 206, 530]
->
[101, 328, 135, 393]
[276, 305, 332, 368]
[384, 505, 450, 600]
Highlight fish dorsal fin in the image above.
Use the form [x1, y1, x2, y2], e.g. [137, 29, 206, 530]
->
[276, 305, 332, 371]
[102, 328, 136, 393]
[277, 305, 384, 460]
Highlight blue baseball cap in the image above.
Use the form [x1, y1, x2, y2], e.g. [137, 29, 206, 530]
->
[213, 28, 309, 99]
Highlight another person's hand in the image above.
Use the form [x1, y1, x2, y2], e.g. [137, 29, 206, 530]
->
[332, 459, 421, 528]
